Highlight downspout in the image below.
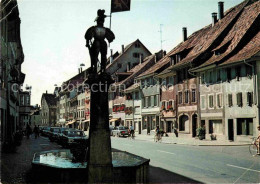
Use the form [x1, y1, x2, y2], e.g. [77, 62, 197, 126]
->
[189, 69, 201, 128]
[244, 59, 256, 105]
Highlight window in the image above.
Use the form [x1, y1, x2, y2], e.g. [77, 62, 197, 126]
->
[228, 94, 233, 107]
[209, 120, 223, 134]
[168, 101, 173, 109]
[209, 95, 214, 108]
[143, 98, 146, 108]
[145, 97, 149, 107]
[237, 92, 243, 107]
[247, 92, 253, 107]
[184, 90, 189, 103]
[217, 94, 222, 108]
[178, 92, 183, 104]
[191, 89, 196, 103]
[246, 65, 252, 77]
[235, 66, 241, 81]
[148, 96, 151, 107]
[154, 96, 157, 106]
[216, 70, 221, 82]
[133, 53, 140, 58]
[237, 118, 253, 135]
[209, 71, 213, 83]
[135, 91, 139, 100]
[227, 68, 231, 81]
[201, 73, 205, 84]
[161, 101, 166, 110]
[135, 43, 140, 48]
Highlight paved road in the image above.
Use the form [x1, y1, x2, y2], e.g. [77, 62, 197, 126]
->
[111, 137, 260, 183]
[1, 135, 62, 183]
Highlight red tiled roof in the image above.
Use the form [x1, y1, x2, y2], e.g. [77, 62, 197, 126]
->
[167, 0, 250, 70]
[115, 54, 156, 87]
[106, 39, 151, 70]
[199, 0, 260, 68]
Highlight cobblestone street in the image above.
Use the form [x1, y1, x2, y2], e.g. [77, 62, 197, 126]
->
[1, 135, 61, 183]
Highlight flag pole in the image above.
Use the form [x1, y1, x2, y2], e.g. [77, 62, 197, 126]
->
[109, 5, 112, 47]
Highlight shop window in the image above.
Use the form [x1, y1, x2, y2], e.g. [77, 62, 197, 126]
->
[237, 118, 253, 135]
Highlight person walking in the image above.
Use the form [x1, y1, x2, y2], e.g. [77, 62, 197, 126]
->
[26, 124, 32, 139]
[33, 125, 38, 139]
[174, 127, 178, 138]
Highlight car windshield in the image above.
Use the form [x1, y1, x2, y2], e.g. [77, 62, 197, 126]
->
[68, 131, 84, 137]
[118, 127, 126, 130]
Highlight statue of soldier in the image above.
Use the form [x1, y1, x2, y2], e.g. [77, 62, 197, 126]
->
[85, 9, 115, 73]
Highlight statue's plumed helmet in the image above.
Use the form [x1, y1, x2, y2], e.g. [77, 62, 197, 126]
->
[95, 9, 106, 22]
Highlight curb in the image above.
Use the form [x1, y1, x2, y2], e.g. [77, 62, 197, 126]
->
[132, 138, 251, 146]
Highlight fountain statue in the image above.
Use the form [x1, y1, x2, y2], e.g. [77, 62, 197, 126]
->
[85, 9, 115, 73]
[84, 9, 115, 183]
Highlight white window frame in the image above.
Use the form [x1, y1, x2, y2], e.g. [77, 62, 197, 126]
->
[178, 91, 183, 104]
[200, 95, 206, 110]
[191, 89, 196, 103]
[216, 93, 223, 109]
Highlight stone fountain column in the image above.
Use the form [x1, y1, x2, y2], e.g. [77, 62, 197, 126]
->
[86, 72, 114, 183]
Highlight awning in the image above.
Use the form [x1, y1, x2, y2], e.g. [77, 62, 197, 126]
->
[66, 120, 76, 125]
[109, 118, 119, 122]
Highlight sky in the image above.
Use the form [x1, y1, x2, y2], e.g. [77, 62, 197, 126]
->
[17, 0, 244, 105]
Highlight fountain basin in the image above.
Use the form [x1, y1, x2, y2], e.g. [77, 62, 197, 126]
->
[32, 149, 149, 183]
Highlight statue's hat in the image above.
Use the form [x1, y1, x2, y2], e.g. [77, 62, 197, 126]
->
[95, 9, 107, 22]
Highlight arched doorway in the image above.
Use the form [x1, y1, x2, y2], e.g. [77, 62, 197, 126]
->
[179, 115, 189, 131]
[192, 114, 198, 137]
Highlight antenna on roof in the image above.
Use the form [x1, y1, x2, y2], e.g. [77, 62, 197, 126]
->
[158, 24, 165, 51]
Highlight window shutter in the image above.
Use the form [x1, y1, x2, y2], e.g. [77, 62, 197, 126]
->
[237, 93, 242, 107]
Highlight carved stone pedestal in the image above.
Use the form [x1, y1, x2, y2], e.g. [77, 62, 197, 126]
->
[86, 72, 114, 183]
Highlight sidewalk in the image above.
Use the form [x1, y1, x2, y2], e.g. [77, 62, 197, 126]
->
[133, 134, 251, 146]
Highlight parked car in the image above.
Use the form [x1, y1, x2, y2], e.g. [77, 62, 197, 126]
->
[109, 125, 114, 136]
[49, 127, 61, 142]
[41, 127, 51, 137]
[39, 126, 44, 134]
[56, 127, 70, 144]
[60, 130, 88, 148]
[112, 126, 129, 137]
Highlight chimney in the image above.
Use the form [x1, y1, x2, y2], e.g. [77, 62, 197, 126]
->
[163, 51, 167, 56]
[110, 49, 113, 64]
[122, 45, 124, 53]
[218, 2, 224, 20]
[78, 68, 80, 74]
[212, 12, 217, 27]
[80, 67, 82, 73]
[46, 90, 47, 94]
[127, 62, 130, 72]
[183, 27, 187, 42]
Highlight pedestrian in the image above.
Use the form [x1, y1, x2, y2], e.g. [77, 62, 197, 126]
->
[174, 127, 178, 138]
[26, 124, 32, 139]
[37, 125, 40, 137]
[257, 125, 260, 155]
[33, 125, 38, 139]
